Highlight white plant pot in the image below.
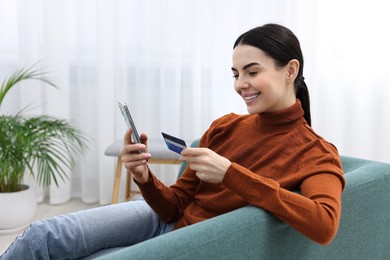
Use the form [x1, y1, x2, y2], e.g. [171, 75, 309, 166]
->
[0, 185, 37, 234]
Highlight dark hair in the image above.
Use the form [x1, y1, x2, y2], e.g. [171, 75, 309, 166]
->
[233, 24, 311, 126]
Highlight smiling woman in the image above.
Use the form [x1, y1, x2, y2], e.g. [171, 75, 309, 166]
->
[232, 24, 310, 124]
[232, 47, 298, 114]
[0, 23, 347, 259]
[0, 0, 389, 206]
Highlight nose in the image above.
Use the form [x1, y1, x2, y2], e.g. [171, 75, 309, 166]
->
[235, 77, 250, 90]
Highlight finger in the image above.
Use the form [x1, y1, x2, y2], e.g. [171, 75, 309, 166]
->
[180, 149, 209, 164]
[123, 128, 133, 145]
[121, 143, 148, 156]
[140, 132, 149, 151]
[180, 154, 201, 163]
[195, 171, 208, 182]
[189, 162, 199, 171]
[181, 147, 206, 156]
[121, 153, 151, 171]
[181, 148, 210, 163]
[123, 160, 149, 172]
[189, 162, 207, 172]
[122, 151, 151, 171]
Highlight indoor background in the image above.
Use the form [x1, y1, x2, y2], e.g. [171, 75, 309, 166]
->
[0, 0, 389, 205]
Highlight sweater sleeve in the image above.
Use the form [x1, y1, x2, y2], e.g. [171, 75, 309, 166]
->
[136, 120, 220, 223]
[136, 165, 200, 223]
[222, 163, 343, 245]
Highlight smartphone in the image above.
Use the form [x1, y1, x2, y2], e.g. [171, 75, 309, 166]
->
[118, 101, 142, 152]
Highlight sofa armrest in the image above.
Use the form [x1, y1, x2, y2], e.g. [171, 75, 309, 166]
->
[97, 205, 320, 260]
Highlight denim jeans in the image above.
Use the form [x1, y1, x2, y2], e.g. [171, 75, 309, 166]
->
[0, 199, 174, 260]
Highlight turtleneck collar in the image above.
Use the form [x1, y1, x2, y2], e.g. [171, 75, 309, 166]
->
[256, 99, 306, 131]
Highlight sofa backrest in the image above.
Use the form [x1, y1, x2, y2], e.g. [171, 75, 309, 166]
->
[177, 139, 200, 178]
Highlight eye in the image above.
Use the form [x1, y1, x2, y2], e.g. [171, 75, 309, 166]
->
[232, 74, 239, 80]
[248, 71, 258, 76]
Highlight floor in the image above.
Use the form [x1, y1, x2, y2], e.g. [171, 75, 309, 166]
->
[0, 199, 100, 255]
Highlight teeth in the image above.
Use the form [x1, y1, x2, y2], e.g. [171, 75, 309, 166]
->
[244, 94, 259, 100]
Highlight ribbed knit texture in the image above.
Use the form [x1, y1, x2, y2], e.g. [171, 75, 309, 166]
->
[138, 100, 345, 244]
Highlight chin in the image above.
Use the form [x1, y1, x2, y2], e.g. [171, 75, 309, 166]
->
[246, 106, 263, 114]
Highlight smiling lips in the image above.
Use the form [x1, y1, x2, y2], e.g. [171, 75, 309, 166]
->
[243, 93, 261, 104]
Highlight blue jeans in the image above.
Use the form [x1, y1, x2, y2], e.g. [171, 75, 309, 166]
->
[0, 199, 174, 259]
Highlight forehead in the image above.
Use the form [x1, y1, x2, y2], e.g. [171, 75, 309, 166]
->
[232, 44, 274, 69]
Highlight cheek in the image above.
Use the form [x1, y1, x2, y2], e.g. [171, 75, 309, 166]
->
[265, 86, 283, 101]
[261, 75, 282, 92]
[251, 79, 267, 94]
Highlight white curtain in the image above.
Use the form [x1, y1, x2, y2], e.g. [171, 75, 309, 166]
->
[1, 0, 389, 205]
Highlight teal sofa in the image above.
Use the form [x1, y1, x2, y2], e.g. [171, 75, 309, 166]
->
[96, 140, 390, 260]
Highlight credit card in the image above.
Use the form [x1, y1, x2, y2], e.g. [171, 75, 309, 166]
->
[161, 132, 187, 154]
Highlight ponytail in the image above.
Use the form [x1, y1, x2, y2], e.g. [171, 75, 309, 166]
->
[295, 77, 311, 126]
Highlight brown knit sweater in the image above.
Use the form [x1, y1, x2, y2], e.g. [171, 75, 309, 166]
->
[138, 100, 346, 245]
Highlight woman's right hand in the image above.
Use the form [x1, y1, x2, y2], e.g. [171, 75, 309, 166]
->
[121, 129, 152, 184]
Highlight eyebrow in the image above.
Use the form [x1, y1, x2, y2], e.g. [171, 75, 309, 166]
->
[231, 62, 260, 72]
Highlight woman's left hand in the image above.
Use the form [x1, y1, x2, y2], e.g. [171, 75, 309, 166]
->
[180, 148, 231, 184]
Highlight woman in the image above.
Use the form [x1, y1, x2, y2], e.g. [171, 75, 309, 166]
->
[1, 23, 345, 260]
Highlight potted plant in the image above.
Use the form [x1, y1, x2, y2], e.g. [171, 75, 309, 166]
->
[0, 65, 88, 233]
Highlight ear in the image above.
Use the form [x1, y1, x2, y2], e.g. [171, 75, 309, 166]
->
[286, 59, 300, 83]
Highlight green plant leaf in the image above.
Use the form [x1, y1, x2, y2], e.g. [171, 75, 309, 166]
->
[0, 63, 58, 110]
[0, 65, 89, 192]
